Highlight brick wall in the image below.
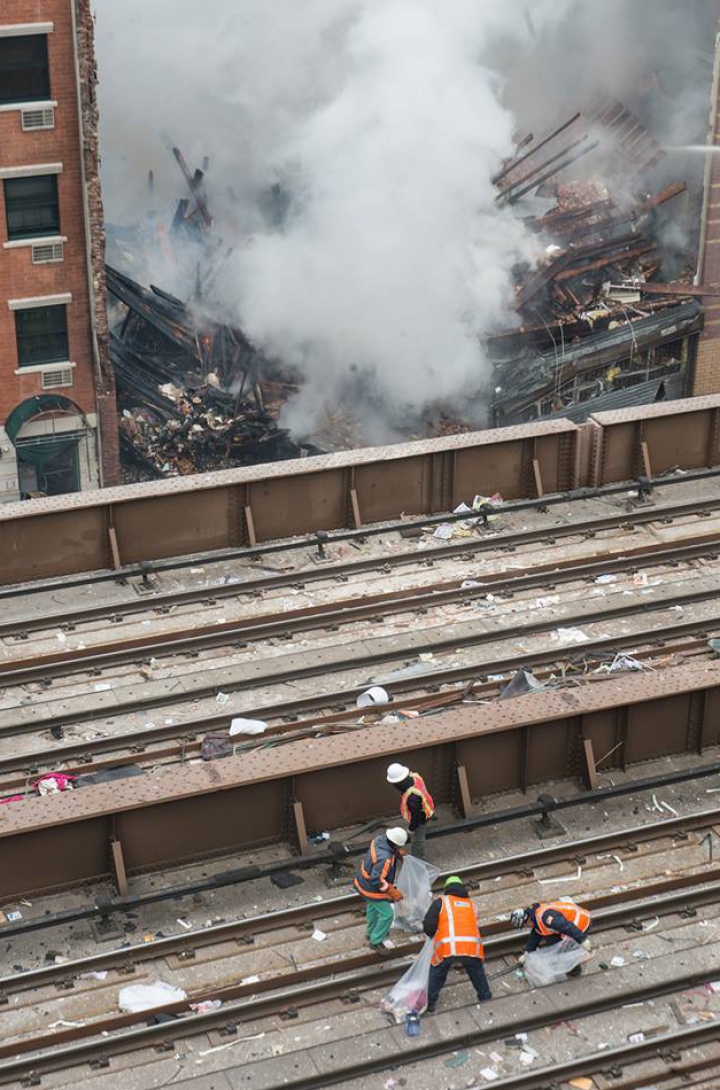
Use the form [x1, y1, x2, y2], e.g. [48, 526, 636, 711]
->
[0, 0, 119, 487]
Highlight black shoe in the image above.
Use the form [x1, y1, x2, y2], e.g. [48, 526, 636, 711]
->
[567, 965, 582, 978]
[426, 1004, 436, 1014]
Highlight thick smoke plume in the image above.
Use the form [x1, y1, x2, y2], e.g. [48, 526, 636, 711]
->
[96, 0, 716, 442]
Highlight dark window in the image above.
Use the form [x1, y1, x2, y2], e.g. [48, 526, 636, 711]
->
[15, 305, 69, 366]
[4, 175, 60, 240]
[0, 35, 50, 105]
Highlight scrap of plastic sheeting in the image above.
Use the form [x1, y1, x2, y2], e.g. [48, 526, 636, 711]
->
[499, 670, 546, 701]
[229, 717, 268, 736]
[119, 980, 187, 1013]
[610, 653, 645, 672]
[312, 928, 327, 942]
[216, 692, 230, 706]
[552, 627, 590, 644]
[461, 578, 483, 589]
[479, 1068, 499, 1081]
[433, 523, 454, 540]
[610, 956, 626, 967]
[709, 639, 720, 656]
[595, 574, 617, 585]
[356, 686, 390, 708]
[190, 999, 222, 1013]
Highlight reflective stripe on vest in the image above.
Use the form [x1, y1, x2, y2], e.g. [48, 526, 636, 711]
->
[536, 901, 591, 937]
[432, 895, 484, 965]
[400, 772, 435, 822]
[354, 837, 396, 900]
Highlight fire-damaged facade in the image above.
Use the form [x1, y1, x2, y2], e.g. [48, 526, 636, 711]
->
[0, 0, 119, 502]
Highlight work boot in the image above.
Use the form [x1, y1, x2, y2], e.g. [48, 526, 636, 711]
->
[371, 939, 395, 956]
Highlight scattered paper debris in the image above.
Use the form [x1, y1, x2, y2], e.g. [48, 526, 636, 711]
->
[552, 627, 590, 644]
[312, 929, 327, 942]
[229, 717, 267, 736]
[610, 956, 626, 968]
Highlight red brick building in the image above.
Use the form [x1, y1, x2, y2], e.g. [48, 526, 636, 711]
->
[0, 0, 118, 501]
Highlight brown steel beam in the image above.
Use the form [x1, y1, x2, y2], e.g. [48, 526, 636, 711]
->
[1, 661, 720, 897]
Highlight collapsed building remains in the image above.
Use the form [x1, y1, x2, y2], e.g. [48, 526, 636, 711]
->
[110, 98, 712, 477]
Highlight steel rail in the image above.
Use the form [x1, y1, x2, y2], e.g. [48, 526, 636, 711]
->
[3, 777, 720, 942]
[2, 872, 720, 1085]
[437, 1024, 720, 1090]
[0, 806, 714, 995]
[6, 577, 720, 738]
[4, 484, 720, 635]
[2, 465, 720, 608]
[4, 532, 719, 687]
[0, 625, 709, 781]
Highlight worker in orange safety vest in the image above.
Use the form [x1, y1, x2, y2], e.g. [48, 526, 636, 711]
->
[386, 762, 435, 860]
[422, 875, 492, 1012]
[353, 827, 407, 951]
[511, 900, 592, 978]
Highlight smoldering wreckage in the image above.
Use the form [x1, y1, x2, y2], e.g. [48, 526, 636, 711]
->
[111, 97, 710, 479]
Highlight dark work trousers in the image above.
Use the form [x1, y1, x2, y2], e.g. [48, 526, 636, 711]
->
[427, 956, 492, 1009]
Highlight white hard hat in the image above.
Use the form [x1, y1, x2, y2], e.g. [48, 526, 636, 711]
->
[386, 827, 408, 847]
[386, 763, 410, 784]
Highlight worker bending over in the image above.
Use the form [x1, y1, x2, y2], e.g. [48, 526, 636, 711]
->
[423, 875, 492, 1012]
[353, 827, 407, 951]
[511, 899, 592, 977]
[386, 762, 435, 860]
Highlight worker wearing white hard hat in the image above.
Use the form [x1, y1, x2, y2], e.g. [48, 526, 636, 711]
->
[353, 827, 408, 950]
[386, 762, 435, 860]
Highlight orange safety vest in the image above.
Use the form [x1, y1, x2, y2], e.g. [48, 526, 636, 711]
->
[400, 772, 435, 822]
[431, 895, 484, 966]
[535, 901, 591, 938]
[353, 836, 397, 900]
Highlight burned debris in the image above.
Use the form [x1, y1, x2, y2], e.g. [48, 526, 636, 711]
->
[490, 100, 709, 425]
[109, 99, 710, 470]
[109, 151, 319, 479]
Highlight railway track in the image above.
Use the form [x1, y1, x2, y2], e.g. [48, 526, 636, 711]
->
[3, 805, 720, 1086]
[4, 486, 720, 644]
[4, 588, 720, 750]
[3, 464, 718, 609]
[3, 530, 720, 688]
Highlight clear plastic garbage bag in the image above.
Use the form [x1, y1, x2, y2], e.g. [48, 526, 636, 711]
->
[380, 937, 434, 1021]
[393, 855, 441, 933]
[523, 937, 591, 987]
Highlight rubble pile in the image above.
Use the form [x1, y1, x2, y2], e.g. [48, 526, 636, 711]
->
[490, 97, 713, 424]
[110, 98, 714, 469]
[109, 152, 318, 479]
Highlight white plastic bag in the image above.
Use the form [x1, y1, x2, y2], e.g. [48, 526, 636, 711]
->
[523, 937, 591, 987]
[393, 855, 441, 933]
[229, 717, 267, 736]
[380, 937, 434, 1021]
[119, 980, 187, 1013]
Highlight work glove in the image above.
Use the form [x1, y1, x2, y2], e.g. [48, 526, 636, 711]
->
[582, 938, 592, 952]
[386, 885, 404, 902]
[518, 952, 527, 966]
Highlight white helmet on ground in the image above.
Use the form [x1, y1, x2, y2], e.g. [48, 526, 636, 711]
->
[386, 827, 409, 847]
[386, 763, 410, 784]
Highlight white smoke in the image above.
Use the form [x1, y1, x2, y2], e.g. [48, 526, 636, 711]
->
[99, 1, 659, 439]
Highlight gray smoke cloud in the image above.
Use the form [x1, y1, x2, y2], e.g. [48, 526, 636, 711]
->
[95, 0, 716, 441]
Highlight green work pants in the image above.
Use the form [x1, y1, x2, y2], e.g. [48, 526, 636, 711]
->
[365, 899, 394, 945]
